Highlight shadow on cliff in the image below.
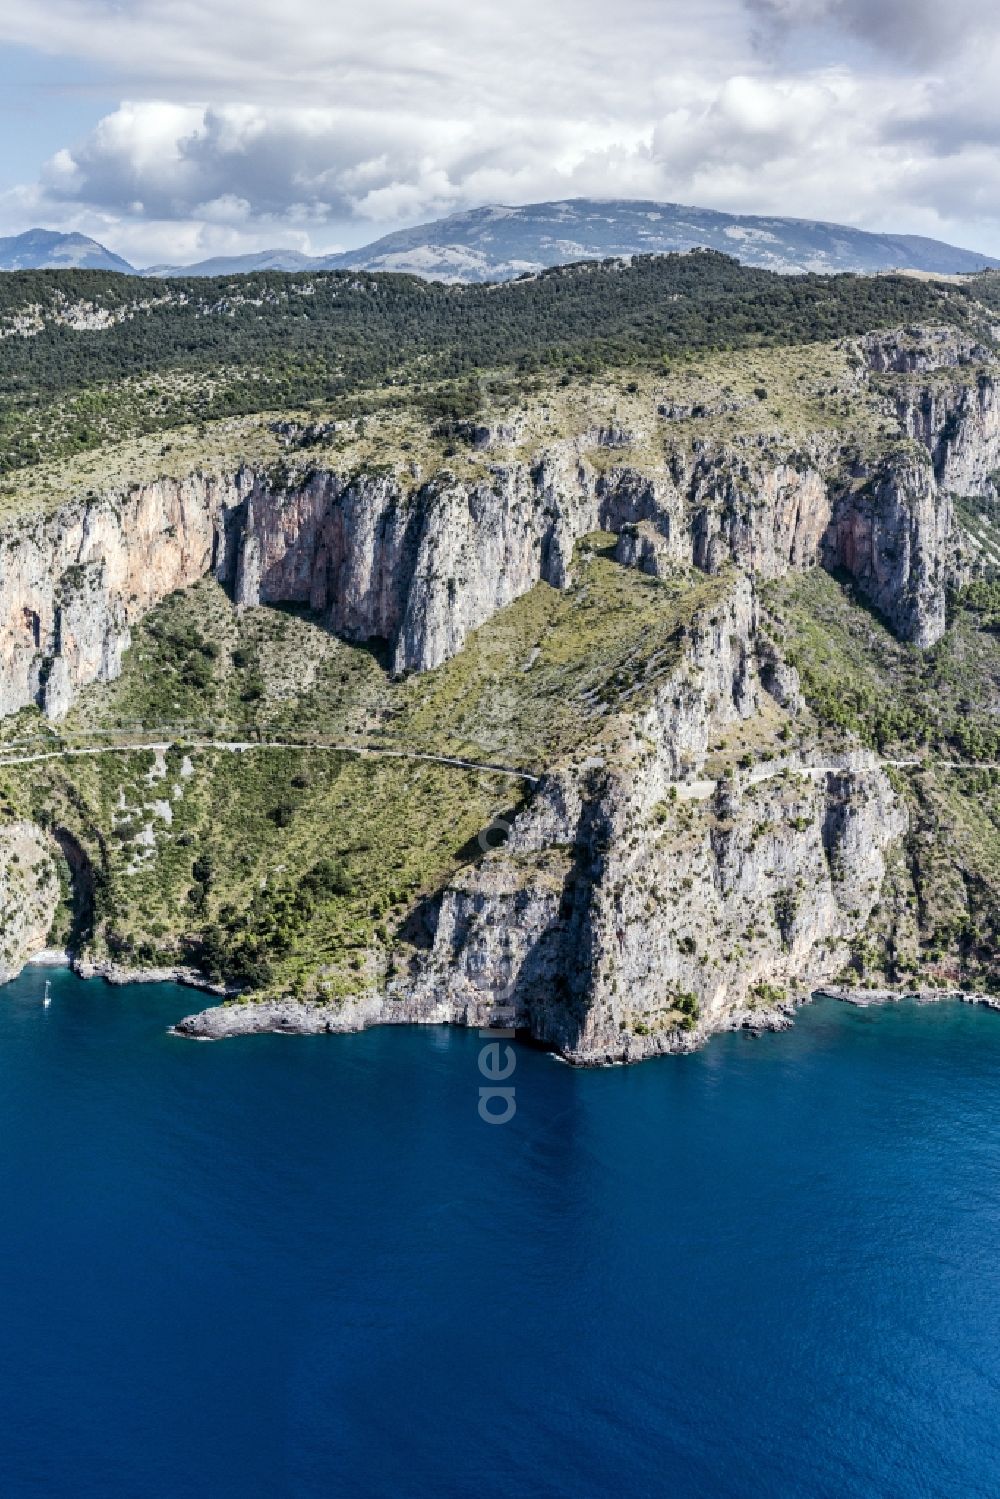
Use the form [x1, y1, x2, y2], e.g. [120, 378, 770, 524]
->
[821, 562, 900, 638]
[262, 601, 394, 671]
[50, 827, 96, 953]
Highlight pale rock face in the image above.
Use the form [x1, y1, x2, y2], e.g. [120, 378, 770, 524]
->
[825, 454, 952, 647]
[896, 371, 1000, 498]
[861, 327, 988, 375]
[687, 451, 833, 578]
[227, 434, 942, 677]
[400, 582, 905, 1063]
[0, 374, 983, 718]
[0, 471, 253, 718]
[613, 520, 674, 576]
[0, 821, 60, 982]
[756, 635, 803, 712]
[933, 377, 1000, 496]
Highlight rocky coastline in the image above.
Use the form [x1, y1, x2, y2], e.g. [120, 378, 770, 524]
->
[171, 983, 999, 1057]
[71, 954, 231, 995]
[2, 322, 1000, 1065]
[817, 984, 1000, 1011]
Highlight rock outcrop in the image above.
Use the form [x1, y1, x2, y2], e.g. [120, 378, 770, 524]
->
[861, 326, 989, 375]
[895, 372, 1000, 495]
[0, 821, 60, 982]
[0, 471, 252, 719]
[824, 453, 952, 646]
[177, 578, 906, 1062]
[187, 441, 848, 675]
[389, 579, 904, 1062]
[395, 756, 902, 1065]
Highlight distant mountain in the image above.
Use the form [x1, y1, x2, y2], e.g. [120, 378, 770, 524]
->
[4, 201, 999, 282]
[312, 200, 1000, 282]
[0, 228, 134, 273]
[140, 200, 1000, 283]
[144, 248, 317, 277]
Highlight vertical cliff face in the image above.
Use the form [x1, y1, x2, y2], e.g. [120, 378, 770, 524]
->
[933, 377, 1000, 496]
[231, 460, 586, 673]
[402, 578, 905, 1061]
[824, 455, 953, 647]
[897, 373, 1000, 496]
[0, 821, 60, 982]
[225, 434, 957, 665]
[0, 440, 951, 718]
[233, 473, 415, 649]
[683, 449, 833, 577]
[3, 338, 992, 722]
[0, 472, 251, 719]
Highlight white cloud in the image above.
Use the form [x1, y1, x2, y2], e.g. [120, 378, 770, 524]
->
[1, 0, 999, 262]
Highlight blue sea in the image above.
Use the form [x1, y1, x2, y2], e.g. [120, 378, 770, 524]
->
[1, 969, 999, 1498]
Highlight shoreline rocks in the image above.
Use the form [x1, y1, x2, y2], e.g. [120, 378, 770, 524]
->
[71, 955, 230, 995]
[172, 984, 999, 1058]
[817, 984, 1000, 1011]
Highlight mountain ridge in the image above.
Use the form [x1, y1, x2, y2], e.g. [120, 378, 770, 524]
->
[4, 199, 1000, 282]
[0, 227, 135, 273]
[312, 199, 1000, 282]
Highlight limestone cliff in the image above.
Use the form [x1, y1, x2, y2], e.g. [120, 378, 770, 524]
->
[897, 373, 1000, 497]
[861, 327, 990, 376]
[177, 578, 905, 1061]
[824, 452, 952, 646]
[230, 436, 930, 672]
[394, 755, 902, 1065]
[12, 311, 1000, 721]
[387, 579, 904, 1062]
[0, 403, 967, 720]
[0, 472, 252, 719]
[0, 821, 60, 982]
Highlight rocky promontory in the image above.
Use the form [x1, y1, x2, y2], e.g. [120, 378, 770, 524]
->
[4, 316, 1000, 1064]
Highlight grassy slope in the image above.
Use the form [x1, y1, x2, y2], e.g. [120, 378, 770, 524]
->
[763, 568, 1000, 756]
[0, 337, 900, 523]
[3, 740, 514, 999]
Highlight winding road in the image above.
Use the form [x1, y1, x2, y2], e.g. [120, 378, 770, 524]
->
[0, 732, 995, 797]
[0, 735, 544, 784]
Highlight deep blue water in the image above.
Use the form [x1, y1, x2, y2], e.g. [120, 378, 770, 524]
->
[2, 971, 1000, 1498]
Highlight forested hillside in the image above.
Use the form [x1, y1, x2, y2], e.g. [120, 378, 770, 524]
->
[0, 251, 983, 475]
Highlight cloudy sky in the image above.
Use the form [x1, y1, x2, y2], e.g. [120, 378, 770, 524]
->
[0, 0, 997, 266]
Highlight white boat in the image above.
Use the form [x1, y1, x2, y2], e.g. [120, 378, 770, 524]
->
[43, 980, 51, 1009]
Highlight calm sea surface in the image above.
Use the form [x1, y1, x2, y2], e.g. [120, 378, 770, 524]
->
[1, 968, 999, 1498]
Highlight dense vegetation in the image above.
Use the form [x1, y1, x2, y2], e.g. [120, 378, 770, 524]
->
[961, 269, 1000, 316]
[764, 570, 1000, 760]
[0, 250, 978, 474]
